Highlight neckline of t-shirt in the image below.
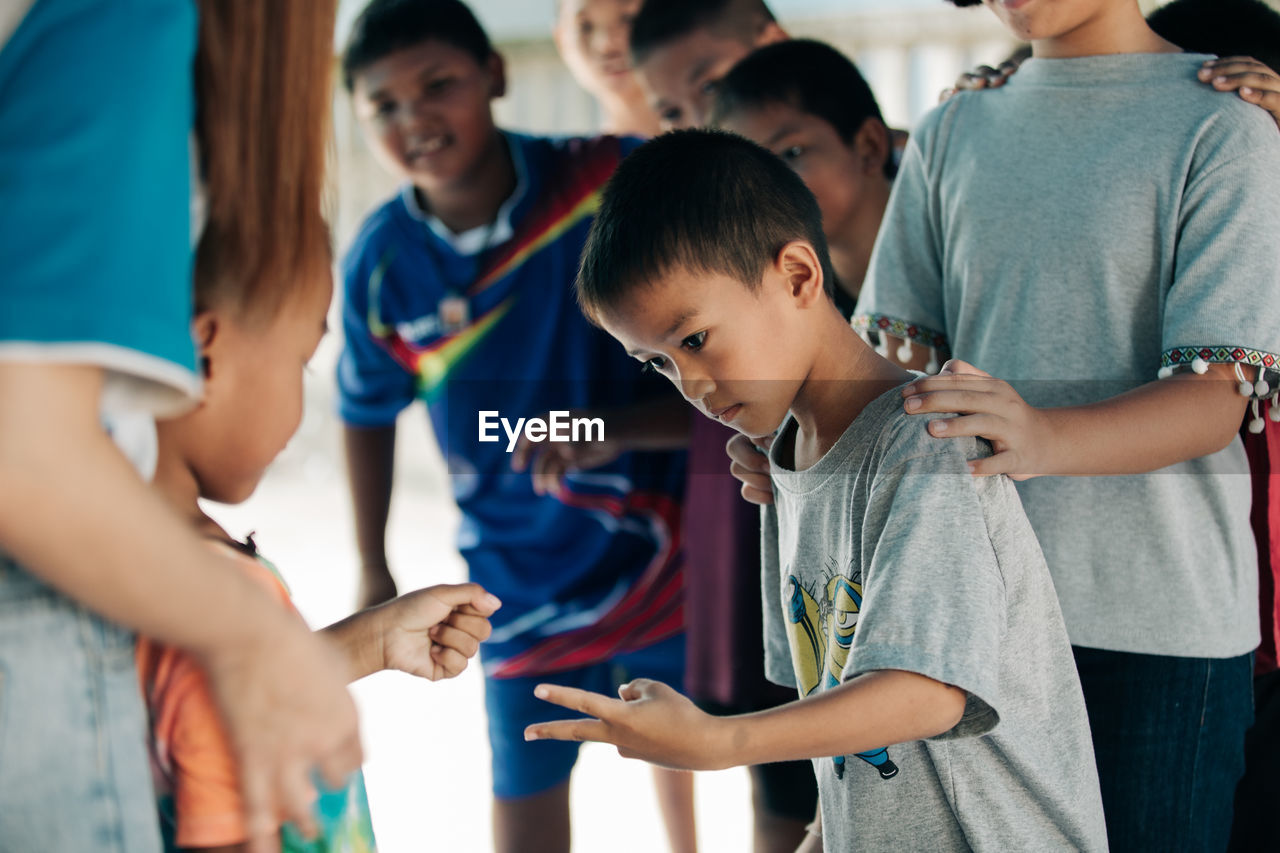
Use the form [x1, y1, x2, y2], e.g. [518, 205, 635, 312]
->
[768, 381, 912, 496]
[1013, 51, 1214, 87]
[399, 131, 529, 256]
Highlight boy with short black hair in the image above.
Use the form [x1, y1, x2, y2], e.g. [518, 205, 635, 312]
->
[337, 1, 689, 850]
[526, 128, 1108, 853]
[712, 39, 896, 310]
[628, 0, 785, 129]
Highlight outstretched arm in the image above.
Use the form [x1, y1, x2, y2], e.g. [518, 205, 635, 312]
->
[524, 672, 964, 772]
[324, 582, 500, 682]
[900, 360, 1249, 478]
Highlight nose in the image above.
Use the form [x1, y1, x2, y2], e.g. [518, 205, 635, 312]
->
[675, 367, 715, 406]
[597, 21, 627, 58]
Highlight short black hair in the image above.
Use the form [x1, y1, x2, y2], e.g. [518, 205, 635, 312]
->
[712, 39, 896, 179]
[1147, 0, 1280, 72]
[629, 0, 776, 66]
[576, 129, 836, 321]
[342, 0, 494, 92]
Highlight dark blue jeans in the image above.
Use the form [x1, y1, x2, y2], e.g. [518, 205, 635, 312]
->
[1074, 646, 1254, 853]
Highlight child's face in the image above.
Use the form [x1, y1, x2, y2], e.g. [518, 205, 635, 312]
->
[980, 0, 1125, 42]
[718, 102, 876, 248]
[595, 257, 818, 439]
[636, 29, 759, 130]
[352, 40, 504, 192]
[554, 0, 644, 99]
[181, 279, 332, 505]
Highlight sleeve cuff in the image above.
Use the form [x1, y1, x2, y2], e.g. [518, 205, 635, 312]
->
[842, 641, 1000, 741]
[852, 313, 949, 353]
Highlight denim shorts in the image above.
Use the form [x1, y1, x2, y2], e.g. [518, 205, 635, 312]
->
[0, 554, 162, 853]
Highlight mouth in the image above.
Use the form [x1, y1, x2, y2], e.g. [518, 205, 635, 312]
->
[707, 403, 742, 423]
[406, 134, 452, 164]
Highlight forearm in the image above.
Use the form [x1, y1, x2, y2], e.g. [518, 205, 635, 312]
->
[0, 363, 289, 655]
[343, 423, 396, 571]
[321, 608, 384, 683]
[1037, 369, 1248, 476]
[716, 670, 965, 769]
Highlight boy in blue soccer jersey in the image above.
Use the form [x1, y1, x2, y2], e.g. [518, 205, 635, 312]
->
[335, 1, 691, 850]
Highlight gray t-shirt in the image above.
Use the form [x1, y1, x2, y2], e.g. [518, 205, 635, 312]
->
[762, 387, 1106, 852]
[855, 53, 1280, 657]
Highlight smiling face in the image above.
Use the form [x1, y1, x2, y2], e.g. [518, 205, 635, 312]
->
[351, 39, 505, 192]
[593, 247, 823, 439]
[718, 101, 876, 251]
[555, 0, 645, 99]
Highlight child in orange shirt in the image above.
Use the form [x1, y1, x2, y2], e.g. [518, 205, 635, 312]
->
[137, 241, 499, 852]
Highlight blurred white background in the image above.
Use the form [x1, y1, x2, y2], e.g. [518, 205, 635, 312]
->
[209, 1, 1234, 850]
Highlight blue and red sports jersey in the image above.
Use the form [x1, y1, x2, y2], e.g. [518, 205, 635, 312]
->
[337, 132, 685, 678]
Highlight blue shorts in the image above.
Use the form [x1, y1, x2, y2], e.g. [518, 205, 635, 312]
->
[484, 633, 686, 799]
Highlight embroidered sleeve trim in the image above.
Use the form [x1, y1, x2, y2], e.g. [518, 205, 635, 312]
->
[1160, 345, 1280, 371]
[851, 313, 950, 352]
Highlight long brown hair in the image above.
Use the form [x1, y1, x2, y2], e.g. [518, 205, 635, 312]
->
[193, 0, 337, 322]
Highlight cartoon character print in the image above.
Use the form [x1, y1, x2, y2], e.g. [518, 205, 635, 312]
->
[785, 557, 899, 781]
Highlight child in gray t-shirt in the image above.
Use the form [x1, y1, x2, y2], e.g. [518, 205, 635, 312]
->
[523, 129, 1108, 852]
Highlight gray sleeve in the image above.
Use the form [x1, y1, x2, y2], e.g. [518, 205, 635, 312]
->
[844, 447, 1007, 740]
[760, 504, 797, 690]
[1161, 122, 1280, 372]
[852, 132, 949, 355]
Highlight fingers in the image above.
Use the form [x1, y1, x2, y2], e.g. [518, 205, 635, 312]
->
[238, 762, 282, 851]
[923, 413, 1001, 440]
[904, 387, 1001, 416]
[524, 717, 612, 743]
[315, 728, 364, 791]
[725, 432, 767, 467]
[428, 623, 482, 659]
[729, 458, 773, 493]
[617, 677, 664, 702]
[968, 450, 1018, 478]
[533, 683, 620, 718]
[422, 582, 503, 615]
[443, 611, 493, 642]
[277, 763, 320, 840]
[531, 447, 569, 496]
[739, 482, 775, 506]
[934, 358, 989, 378]
[428, 643, 470, 679]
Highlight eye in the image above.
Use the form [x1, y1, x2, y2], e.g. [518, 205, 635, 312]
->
[426, 76, 456, 95]
[660, 107, 681, 125]
[700, 79, 719, 97]
[780, 145, 804, 162]
[640, 356, 668, 374]
[374, 100, 396, 118]
[681, 331, 706, 351]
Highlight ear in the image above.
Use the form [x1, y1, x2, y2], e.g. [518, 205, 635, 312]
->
[487, 52, 508, 100]
[774, 240, 826, 308]
[852, 117, 891, 176]
[756, 21, 788, 47]
[191, 311, 219, 380]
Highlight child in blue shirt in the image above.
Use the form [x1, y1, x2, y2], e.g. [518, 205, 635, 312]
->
[336, 1, 688, 849]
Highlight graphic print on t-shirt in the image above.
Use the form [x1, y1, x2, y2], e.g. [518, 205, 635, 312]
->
[785, 556, 898, 781]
